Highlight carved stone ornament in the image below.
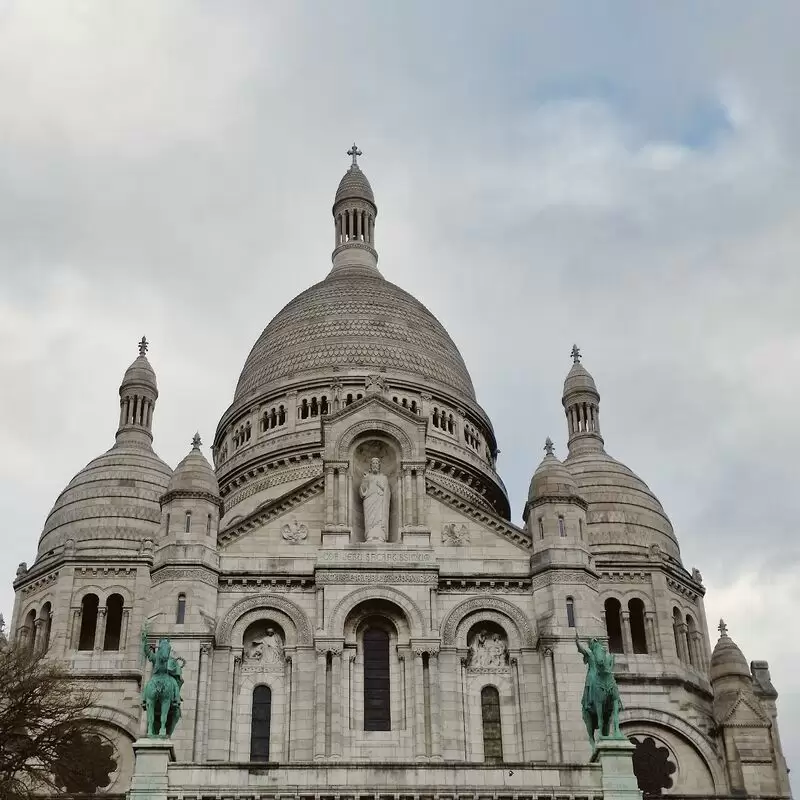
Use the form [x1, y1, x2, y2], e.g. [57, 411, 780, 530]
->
[281, 518, 309, 543]
[243, 627, 285, 672]
[467, 628, 508, 669]
[442, 522, 470, 546]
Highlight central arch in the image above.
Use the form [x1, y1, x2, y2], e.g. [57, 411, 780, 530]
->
[328, 586, 426, 638]
[216, 594, 313, 646]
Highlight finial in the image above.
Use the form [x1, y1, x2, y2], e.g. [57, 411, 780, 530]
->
[347, 142, 362, 167]
[544, 437, 555, 456]
[718, 619, 728, 637]
[571, 344, 581, 364]
[138, 336, 149, 357]
[191, 432, 202, 450]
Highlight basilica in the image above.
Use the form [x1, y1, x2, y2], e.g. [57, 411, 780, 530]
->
[10, 149, 791, 799]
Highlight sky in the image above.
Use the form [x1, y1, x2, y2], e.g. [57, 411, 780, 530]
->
[0, 0, 798, 781]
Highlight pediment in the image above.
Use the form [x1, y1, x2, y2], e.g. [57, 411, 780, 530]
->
[718, 692, 770, 727]
[321, 394, 428, 462]
[218, 475, 324, 552]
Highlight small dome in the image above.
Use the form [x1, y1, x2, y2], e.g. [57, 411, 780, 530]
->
[528, 438, 581, 502]
[121, 337, 158, 394]
[710, 620, 751, 683]
[563, 361, 598, 398]
[165, 434, 219, 498]
[334, 164, 375, 206]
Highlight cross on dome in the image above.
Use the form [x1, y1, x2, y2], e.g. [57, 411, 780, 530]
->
[571, 344, 581, 364]
[544, 437, 555, 456]
[347, 142, 362, 166]
[718, 619, 728, 636]
[191, 432, 202, 449]
[138, 336, 149, 357]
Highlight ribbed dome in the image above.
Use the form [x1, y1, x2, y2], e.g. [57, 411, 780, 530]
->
[121, 354, 157, 392]
[528, 441, 581, 502]
[38, 442, 172, 558]
[165, 436, 219, 498]
[710, 623, 751, 683]
[335, 164, 375, 205]
[563, 360, 598, 396]
[565, 449, 679, 558]
[233, 271, 476, 403]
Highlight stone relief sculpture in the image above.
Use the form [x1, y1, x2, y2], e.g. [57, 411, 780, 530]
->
[281, 518, 308, 543]
[245, 626, 284, 669]
[442, 522, 470, 545]
[360, 457, 390, 541]
[468, 628, 508, 668]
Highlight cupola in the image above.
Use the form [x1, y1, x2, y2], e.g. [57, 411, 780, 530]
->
[116, 336, 158, 447]
[330, 143, 379, 275]
[710, 619, 751, 687]
[562, 345, 602, 455]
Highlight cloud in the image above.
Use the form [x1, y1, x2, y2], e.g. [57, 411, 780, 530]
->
[0, 0, 797, 781]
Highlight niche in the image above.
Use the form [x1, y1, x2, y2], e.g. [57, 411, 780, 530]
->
[350, 438, 401, 543]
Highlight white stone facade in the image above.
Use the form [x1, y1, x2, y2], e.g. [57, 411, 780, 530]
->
[10, 154, 790, 799]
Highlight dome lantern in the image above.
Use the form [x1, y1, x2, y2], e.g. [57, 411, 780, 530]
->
[116, 336, 158, 447]
[330, 143, 379, 276]
[562, 344, 603, 456]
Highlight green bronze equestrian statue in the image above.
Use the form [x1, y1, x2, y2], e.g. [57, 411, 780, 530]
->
[141, 623, 184, 738]
[576, 631, 624, 745]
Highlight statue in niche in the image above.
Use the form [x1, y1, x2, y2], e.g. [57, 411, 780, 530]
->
[247, 627, 284, 664]
[360, 457, 391, 542]
[468, 628, 508, 668]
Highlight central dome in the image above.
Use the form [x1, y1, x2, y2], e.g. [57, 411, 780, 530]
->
[233, 270, 476, 403]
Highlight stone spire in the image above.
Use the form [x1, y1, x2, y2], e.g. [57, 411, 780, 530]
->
[116, 336, 159, 447]
[562, 344, 604, 456]
[330, 143, 379, 276]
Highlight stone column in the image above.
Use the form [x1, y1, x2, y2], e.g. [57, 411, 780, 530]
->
[193, 643, 212, 761]
[403, 467, 413, 527]
[314, 648, 327, 759]
[338, 465, 349, 526]
[511, 656, 526, 760]
[645, 612, 657, 655]
[675, 622, 689, 663]
[283, 655, 293, 761]
[415, 468, 425, 526]
[428, 650, 442, 760]
[542, 646, 562, 762]
[621, 611, 634, 655]
[70, 609, 81, 650]
[121, 608, 131, 651]
[412, 651, 427, 760]
[33, 618, 44, 653]
[227, 654, 242, 759]
[325, 466, 335, 525]
[330, 648, 343, 757]
[94, 607, 107, 652]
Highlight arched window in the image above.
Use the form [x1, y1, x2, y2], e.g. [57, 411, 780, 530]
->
[558, 516, 566, 537]
[310, 397, 318, 417]
[363, 628, 390, 731]
[411, 400, 418, 413]
[39, 602, 52, 652]
[278, 405, 286, 425]
[165, 513, 171, 534]
[686, 614, 697, 667]
[672, 607, 684, 662]
[321, 396, 329, 415]
[604, 598, 624, 653]
[103, 594, 124, 651]
[432, 408, 440, 428]
[23, 608, 36, 651]
[538, 518, 544, 539]
[250, 685, 272, 762]
[629, 598, 648, 654]
[176, 594, 186, 625]
[78, 594, 99, 651]
[566, 597, 576, 628]
[579, 518, 584, 540]
[300, 399, 309, 419]
[184, 511, 191, 533]
[481, 685, 503, 763]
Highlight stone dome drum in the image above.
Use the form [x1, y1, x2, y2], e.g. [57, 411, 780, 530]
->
[233, 271, 477, 405]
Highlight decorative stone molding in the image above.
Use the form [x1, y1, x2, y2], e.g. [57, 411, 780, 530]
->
[316, 570, 436, 585]
[428, 470, 493, 512]
[223, 462, 323, 510]
[335, 418, 414, 460]
[440, 596, 535, 648]
[281, 519, 309, 543]
[328, 586, 427, 638]
[218, 476, 324, 548]
[75, 566, 137, 579]
[219, 576, 314, 591]
[426, 478, 529, 550]
[600, 570, 650, 584]
[151, 567, 218, 588]
[666, 576, 700, 603]
[160, 489, 223, 510]
[438, 578, 530, 593]
[531, 569, 598, 592]
[19, 570, 59, 596]
[216, 594, 313, 645]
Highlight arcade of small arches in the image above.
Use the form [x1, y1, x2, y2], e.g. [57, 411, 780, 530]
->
[118, 392, 153, 431]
